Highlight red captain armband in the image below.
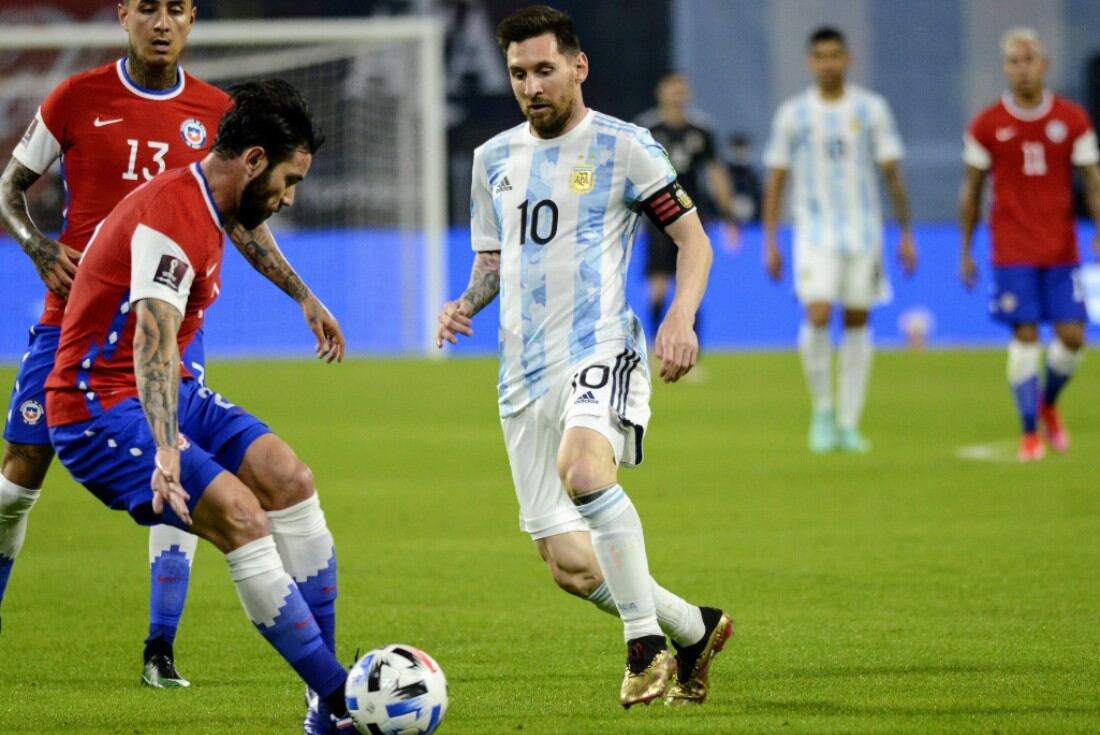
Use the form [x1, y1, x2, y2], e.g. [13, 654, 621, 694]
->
[641, 180, 695, 230]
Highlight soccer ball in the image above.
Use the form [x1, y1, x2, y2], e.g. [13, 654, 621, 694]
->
[345, 644, 448, 735]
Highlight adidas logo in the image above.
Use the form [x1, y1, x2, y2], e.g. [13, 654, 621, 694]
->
[494, 176, 512, 194]
[574, 390, 598, 405]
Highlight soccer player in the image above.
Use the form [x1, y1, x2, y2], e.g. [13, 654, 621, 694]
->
[763, 26, 917, 454]
[959, 28, 1100, 462]
[0, 0, 344, 691]
[44, 80, 353, 734]
[635, 73, 736, 339]
[436, 6, 732, 708]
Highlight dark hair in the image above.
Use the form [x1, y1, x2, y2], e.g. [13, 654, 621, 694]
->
[213, 79, 324, 164]
[808, 26, 846, 49]
[496, 5, 581, 56]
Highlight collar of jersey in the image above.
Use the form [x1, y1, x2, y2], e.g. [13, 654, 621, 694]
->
[1001, 90, 1053, 121]
[523, 108, 594, 144]
[810, 85, 851, 107]
[189, 163, 225, 229]
[115, 58, 185, 101]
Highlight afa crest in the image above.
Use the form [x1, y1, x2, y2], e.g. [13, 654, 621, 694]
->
[570, 165, 596, 194]
[674, 184, 694, 210]
[179, 118, 208, 150]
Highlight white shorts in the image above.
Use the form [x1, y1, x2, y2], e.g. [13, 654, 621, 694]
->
[794, 247, 891, 309]
[501, 350, 650, 540]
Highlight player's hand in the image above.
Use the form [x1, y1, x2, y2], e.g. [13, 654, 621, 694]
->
[30, 237, 81, 298]
[654, 307, 698, 383]
[150, 446, 191, 525]
[764, 242, 783, 281]
[960, 253, 979, 291]
[302, 295, 345, 364]
[435, 298, 474, 348]
[898, 231, 917, 277]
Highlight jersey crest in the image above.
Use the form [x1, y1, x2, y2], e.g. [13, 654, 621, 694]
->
[179, 118, 208, 149]
[570, 163, 595, 194]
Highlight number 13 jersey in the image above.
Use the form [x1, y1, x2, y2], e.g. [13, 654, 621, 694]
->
[470, 110, 687, 417]
[12, 58, 230, 327]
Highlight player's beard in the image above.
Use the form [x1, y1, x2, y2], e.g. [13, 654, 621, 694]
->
[237, 169, 278, 230]
[525, 88, 576, 139]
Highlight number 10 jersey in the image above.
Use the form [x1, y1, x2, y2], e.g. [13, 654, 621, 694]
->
[470, 110, 683, 417]
[12, 58, 230, 327]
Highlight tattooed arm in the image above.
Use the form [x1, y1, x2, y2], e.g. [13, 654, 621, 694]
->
[228, 222, 345, 363]
[133, 298, 191, 524]
[435, 250, 501, 348]
[0, 157, 82, 297]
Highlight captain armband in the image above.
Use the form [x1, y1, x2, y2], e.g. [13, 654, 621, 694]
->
[640, 180, 696, 230]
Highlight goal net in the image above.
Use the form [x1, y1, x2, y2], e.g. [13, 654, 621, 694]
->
[0, 18, 446, 356]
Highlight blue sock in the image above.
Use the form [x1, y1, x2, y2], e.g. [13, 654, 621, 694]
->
[227, 536, 346, 703]
[1012, 376, 1039, 433]
[0, 553, 13, 608]
[146, 544, 192, 645]
[295, 554, 337, 654]
[1043, 368, 1070, 407]
[268, 495, 337, 654]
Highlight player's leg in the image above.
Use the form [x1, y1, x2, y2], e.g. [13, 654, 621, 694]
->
[837, 308, 872, 453]
[0, 324, 62, 632]
[795, 247, 840, 452]
[992, 266, 1044, 461]
[143, 524, 198, 688]
[1038, 265, 1088, 452]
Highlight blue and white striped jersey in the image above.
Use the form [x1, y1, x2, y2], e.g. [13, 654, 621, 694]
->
[470, 109, 677, 417]
[763, 84, 903, 255]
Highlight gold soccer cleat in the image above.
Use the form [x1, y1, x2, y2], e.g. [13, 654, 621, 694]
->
[664, 607, 733, 706]
[620, 636, 676, 709]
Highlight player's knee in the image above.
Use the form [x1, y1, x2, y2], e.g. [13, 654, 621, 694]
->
[1013, 324, 1039, 342]
[559, 457, 608, 497]
[2, 442, 54, 489]
[1055, 328, 1085, 351]
[279, 460, 315, 506]
[257, 448, 315, 509]
[843, 310, 869, 328]
[221, 498, 271, 547]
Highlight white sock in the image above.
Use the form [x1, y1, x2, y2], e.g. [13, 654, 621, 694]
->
[587, 578, 705, 646]
[838, 326, 873, 430]
[149, 523, 199, 565]
[798, 323, 833, 413]
[225, 535, 297, 628]
[1007, 339, 1041, 384]
[575, 485, 661, 642]
[0, 474, 40, 561]
[1047, 338, 1082, 377]
[267, 494, 337, 652]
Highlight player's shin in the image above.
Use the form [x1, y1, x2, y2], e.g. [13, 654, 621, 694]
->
[1044, 338, 1083, 406]
[267, 493, 337, 653]
[574, 485, 661, 641]
[0, 474, 40, 608]
[588, 579, 705, 647]
[1007, 339, 1041, 433]
[146, 524, 198, 646]
[838, 326, 873, 430]
[226, 536, 347, 714]
[798, 323, 833, 412]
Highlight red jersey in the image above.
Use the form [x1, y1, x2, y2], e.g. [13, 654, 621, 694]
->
[964, 92, 1099, 267]
[12, 58, 231, 326]
[45, 164, 225, 427]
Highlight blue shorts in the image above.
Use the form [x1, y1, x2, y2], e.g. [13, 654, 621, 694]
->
[3, 324, 207, 446]
[49, 378, 269, 530]
[990, 265, 1087, 326]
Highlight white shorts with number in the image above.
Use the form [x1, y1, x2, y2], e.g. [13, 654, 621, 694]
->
[501, 349, 650, 540]
[794, 246, 891, 309]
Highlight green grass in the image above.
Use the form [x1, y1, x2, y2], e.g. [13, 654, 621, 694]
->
[0, 349, 1098, 734]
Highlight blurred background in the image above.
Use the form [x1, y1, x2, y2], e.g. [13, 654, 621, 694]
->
[1, 0, 1098, 360]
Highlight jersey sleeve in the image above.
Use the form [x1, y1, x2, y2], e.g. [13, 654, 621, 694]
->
[762, 103, 794, 170]
[872, 97, 904, 163]
[623, 128, 678, 204]
[129, 224, 197, 316]
[11, 78, 72, 174]
[1070, 107, 1100, 167]
[469, 147, 501, 252]
[963, 114, 992, 170]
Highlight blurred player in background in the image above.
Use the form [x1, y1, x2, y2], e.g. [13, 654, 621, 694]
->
[727, 133, 762, 224]
[0, 0, 344, 692]
[959, 28, 1100, 462]
[437, 5, 731, 709]
[45, 80, 353, 735]
[763, 26, 916, 454]
[635, 72, 736, 342]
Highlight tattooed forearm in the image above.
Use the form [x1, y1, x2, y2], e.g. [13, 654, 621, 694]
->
[0, 159, 58, 277]
[230, 222, 310, 303]
[133, 299, 182, 449]
[461, 251, 501, 316]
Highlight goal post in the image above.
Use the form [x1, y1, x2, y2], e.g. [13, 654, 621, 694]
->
[0, 18, 447, 356]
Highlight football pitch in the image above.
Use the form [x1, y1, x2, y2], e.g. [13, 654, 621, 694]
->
[0, 349, 1097, 734]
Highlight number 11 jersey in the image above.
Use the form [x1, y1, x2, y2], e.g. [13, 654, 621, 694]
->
[470, 109, 687, 417]
[12, 58, 230, 327]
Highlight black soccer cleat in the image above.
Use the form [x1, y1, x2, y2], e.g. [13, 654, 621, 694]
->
[141, 639, 190, 689]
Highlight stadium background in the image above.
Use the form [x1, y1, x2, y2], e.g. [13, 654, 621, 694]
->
[0, 0, 1098, 360]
